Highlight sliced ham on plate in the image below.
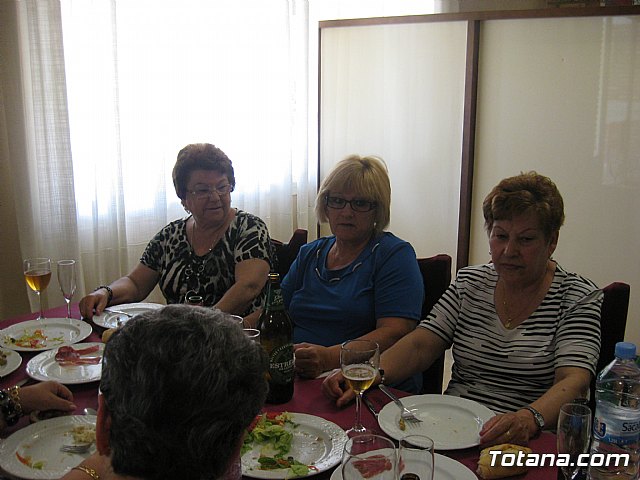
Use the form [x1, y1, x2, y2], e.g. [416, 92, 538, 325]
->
[55, 345, 102, 366]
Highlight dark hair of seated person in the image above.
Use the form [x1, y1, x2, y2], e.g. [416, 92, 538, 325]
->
[100, 305, 268, 480]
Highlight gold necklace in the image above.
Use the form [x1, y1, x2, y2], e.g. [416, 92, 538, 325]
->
[500, 281, 540, 329]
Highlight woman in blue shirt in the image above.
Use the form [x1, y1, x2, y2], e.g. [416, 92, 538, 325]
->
[281, 155, 424, 391]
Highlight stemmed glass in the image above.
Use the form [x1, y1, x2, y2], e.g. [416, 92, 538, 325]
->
[557, 402, 592, 480]
[23, 258, 51, 320]
[341, 434, 397, 480]
[57, 260, 77, 319]
[340, 339, 380, 437]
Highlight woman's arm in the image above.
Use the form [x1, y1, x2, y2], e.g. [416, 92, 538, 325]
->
[79, 263, 160, 319]
[214, 258, 270, 315]
[295, 316, 416, 378]
[480, 366, 592, 447]
[322, 327, 448, 407]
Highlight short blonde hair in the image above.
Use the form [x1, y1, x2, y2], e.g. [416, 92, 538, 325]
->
[315, 155, 391, 235]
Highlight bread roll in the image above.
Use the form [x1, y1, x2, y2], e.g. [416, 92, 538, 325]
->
[102, 328, 116, 343]
[477, 443, 532, 479]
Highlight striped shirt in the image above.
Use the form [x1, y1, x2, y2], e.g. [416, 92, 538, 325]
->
[419, 263, 602, 413]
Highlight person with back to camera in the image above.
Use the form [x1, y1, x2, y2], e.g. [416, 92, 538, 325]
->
[323, 171, 602, 447]
[79, 143, 272, 319]
[279, 155, 424, 392]
[62, 304, 268, 480]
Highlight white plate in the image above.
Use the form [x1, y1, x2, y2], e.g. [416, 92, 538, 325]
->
[0, 319, 93, 352]
[329, 452, 476, 480]
[378, 394, 495, 450]
[242, 413, 348, 479]
[26, 343, 104, 384]
[0, 349, 22, 377]
[91, 302, 163, 329]
[0, 415, 97, 480]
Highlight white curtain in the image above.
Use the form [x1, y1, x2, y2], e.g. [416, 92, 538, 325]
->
[8, 0, 312, 310]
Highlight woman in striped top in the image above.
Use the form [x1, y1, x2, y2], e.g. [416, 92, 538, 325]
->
[323, 172, 601, 448]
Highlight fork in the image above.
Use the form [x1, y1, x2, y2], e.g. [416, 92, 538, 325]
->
[60, 443, 92, 454]
[379, 384, 423, 427]
[104, 308, 133, 318]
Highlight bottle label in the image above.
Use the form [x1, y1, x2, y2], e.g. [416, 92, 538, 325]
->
[594, 415, 640, 446]
[269, 344, 294, 384]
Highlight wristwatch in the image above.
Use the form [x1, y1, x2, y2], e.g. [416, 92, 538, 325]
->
[523, 405, 545, 434]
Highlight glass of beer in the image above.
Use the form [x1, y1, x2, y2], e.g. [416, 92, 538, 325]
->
[23, 257, 52, 320]
[340, 339, 380, 437]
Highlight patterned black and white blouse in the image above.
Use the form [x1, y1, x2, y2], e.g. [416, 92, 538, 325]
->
[140, 210, 273, 313]
[420, 263, 602, 414]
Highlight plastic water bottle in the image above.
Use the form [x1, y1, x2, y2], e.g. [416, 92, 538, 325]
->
[588, 342, 640, 480]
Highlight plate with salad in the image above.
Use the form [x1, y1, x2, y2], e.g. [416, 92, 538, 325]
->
[241, 412, 348, 479]
[1, 319, 93, 352]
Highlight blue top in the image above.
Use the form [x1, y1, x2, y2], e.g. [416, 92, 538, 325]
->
[281, 232, 424, 346]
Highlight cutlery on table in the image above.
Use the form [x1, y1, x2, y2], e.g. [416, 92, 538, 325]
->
[60, 443, 92, 454]
[103, 308, 133, 318]
[379, 384, 423, 427]
[363, 394, 379, 418]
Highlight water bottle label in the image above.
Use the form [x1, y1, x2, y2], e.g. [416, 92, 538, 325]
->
[594, 416, 640, 446]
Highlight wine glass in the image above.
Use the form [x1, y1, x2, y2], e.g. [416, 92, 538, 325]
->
[57, 259, 77, 319]
[557, 402, 592, 480]
[23, 257, 52, 320]
[341, 434, 397, 480]
[340, 339, 380, 437]
[398, 435, 435, 480]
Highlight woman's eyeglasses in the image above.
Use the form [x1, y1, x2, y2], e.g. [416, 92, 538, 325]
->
[325, 196, 377, 212]
[188, 184, 234, 199]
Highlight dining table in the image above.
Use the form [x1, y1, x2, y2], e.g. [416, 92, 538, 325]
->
[0, 303, 562, 480]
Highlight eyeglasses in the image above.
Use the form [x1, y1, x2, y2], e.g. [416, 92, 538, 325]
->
[188, 184, 234, 199]
[325, 196, 377, 212]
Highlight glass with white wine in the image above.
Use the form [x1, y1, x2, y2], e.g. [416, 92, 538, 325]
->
[57, 260, 77, 319]
[340, 339, 380, 437]
[23, 257, 52, 320]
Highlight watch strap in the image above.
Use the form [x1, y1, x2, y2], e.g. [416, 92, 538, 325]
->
[523, 405, 544, 433]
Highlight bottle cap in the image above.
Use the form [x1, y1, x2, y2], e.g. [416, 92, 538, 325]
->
[614, 342, 637, 359]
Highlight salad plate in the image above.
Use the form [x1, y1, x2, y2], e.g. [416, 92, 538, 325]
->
[329, 452, 476, 480]
[378, 394, 494, 450]
[0, 319, 93, 352]
[0, 415, 96, 479]
[26, 342, 104, 384]
[91, 302, 163, 329]
[0, 348, 22, 377]
[242, 412, 348, 479]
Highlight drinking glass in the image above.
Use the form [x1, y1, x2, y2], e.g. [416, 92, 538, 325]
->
[229, 315, 245, 328]
[185, 295, 204, 306]
[243, 328, 260, 343]
[23, 257, 52, 320]
[340, 339, 380, 437]
[557, 402, 592, 480]
[398, 435, 435, 480]
[57, 259, 77, 319]
[341, 434, 397, 480]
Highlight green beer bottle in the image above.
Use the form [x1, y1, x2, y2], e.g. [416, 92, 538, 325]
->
[258, 272, 294, 403]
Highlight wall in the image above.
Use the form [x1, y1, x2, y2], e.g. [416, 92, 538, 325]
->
[319, 10, 640, 346]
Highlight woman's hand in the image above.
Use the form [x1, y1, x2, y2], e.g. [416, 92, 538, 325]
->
[479, 410, 534, 448]
[294, 343, 332, 378]
[79, 291, 108, 320]
[321, 369, 356, 408]
[19, 381, 76, 414]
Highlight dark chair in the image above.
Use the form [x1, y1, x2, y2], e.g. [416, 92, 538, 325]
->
[271, 229, 308, 279]
[588, 282, 630, 413]
[417, 254, 453, 394]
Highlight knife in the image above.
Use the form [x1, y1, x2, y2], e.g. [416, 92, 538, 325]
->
[362, 394, 379, 418]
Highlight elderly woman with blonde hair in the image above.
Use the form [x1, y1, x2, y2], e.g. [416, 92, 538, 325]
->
[282, 154, 424, 391]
